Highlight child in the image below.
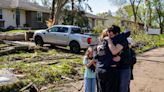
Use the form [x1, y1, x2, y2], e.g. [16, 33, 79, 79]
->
[83, 47, 96, 92]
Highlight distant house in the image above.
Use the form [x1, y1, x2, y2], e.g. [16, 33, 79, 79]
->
[121, 19, 144, 30]
[58, 12, 107, 29]
[103, 15, 120, 27]
[104, 14, 144, 30]
[85, 13, 107, 29]
[0, 0, 50, 29]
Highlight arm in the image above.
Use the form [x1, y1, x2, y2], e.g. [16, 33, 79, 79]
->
[83, 57, 94, 68]
[113, 55, 121, 62]
[108, 38, 123, 55]
[85, 60, 94, 68]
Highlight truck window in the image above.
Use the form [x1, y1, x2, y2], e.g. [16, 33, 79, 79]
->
[57, 27, 68, 33]
[71, 28, 82, 34]
[50, 27, 60, 32]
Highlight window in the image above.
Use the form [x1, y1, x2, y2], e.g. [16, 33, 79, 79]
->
[57, 27, 68, 33]
[50, 27, 68, 33]
[16, 9, 20, 26]
[37, 12, 42, 21]
[0, 9, 2, 19]
[50, 27, 60, 32]
[71, 28, 82, 34]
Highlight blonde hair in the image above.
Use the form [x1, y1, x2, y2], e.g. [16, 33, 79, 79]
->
[100, 28, 108, 41]
[85, 47, 93, 58]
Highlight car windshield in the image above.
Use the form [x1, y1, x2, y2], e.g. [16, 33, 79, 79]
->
[71, 28, 82, 34]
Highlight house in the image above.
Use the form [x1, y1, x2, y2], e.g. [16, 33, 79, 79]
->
[121, 19, 144, 30]
[85, 13, 107, 29]
[0, 0, 107, 30]
[104, 14, 144, 30]
[0, 0, 50, 29]
[103, 15, 121, 27]
[58, 11, 107, 29]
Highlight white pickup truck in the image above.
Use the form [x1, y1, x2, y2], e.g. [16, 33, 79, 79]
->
[33, 25, 98, 53]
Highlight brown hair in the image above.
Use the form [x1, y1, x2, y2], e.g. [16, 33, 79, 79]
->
[85, 47, 93, 58]
[107, 25, 121, 34]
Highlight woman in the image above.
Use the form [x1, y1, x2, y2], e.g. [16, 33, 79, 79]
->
[96, 25, 125, 92]
[83, 47, 96, 92]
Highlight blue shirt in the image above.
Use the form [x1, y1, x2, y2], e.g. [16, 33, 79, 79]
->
[83, 56, 95, 78]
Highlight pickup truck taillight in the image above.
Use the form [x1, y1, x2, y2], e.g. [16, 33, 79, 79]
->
[87, 38, 92, 44]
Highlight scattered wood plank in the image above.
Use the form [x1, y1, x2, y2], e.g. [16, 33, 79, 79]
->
[19, 82, 39, 92]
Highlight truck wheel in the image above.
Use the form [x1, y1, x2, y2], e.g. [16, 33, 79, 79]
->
[70, 41, 80, 54]
[35, 36, 44, 47]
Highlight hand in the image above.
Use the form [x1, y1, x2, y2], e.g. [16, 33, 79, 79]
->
[92, 61, 96, 64]
[113, 56, 121, 62]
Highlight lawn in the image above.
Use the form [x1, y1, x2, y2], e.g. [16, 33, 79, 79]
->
[5, 30, 28, 33]
[0, 49, 83, 91]
[5, 30, 36, 33]
[0, 30, 164, 91]
[0, 43, 9, 48]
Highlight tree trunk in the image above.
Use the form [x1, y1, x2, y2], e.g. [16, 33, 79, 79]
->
[155, 0, 163, 34]
[51, 0, 55, 20]
[130, 0, 141, 23]
[71, 0, 74, 25]
[148, 1, 152, 27]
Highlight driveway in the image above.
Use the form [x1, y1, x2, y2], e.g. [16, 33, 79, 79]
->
[131, 47, 164, 92]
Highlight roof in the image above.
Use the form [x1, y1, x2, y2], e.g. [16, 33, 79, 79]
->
[85, 13, 107, 20]
[0, 0, 50, 13]
[121, 19, 144, 25]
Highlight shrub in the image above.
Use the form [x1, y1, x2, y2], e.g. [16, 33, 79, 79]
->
[0, 28, 7, 32]
[92, 25, 106, 34]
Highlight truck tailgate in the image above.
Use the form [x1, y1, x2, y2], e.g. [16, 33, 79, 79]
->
[84, 33, 99, 45]
[91, 36, 98, 45]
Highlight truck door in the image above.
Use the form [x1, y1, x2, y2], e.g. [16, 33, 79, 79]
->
[44, 26, 59, 44]
[54, 27, 69, 45]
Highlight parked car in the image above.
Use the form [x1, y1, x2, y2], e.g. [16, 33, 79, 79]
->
[33, 25, 98, 53]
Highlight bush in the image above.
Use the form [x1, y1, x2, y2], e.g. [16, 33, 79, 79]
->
[6, 26, 15, 30]
[92, 25, 106, 34]
[131, 30, 164, 53]
[0, 28, 7, 32]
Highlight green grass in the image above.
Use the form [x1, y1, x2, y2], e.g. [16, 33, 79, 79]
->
[0, 44, 9, 48]
[0, 49, 83, 91]
[6, 30, 28, 33]
[5, 30, 36, 33]
[0, 52, 34, 63]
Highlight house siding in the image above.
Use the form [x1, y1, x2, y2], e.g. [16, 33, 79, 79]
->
[26, 11, 49, 29]
[104, 16, 118, 27]
[2, 8, 26, 28]
[3, 8, 16, 28]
